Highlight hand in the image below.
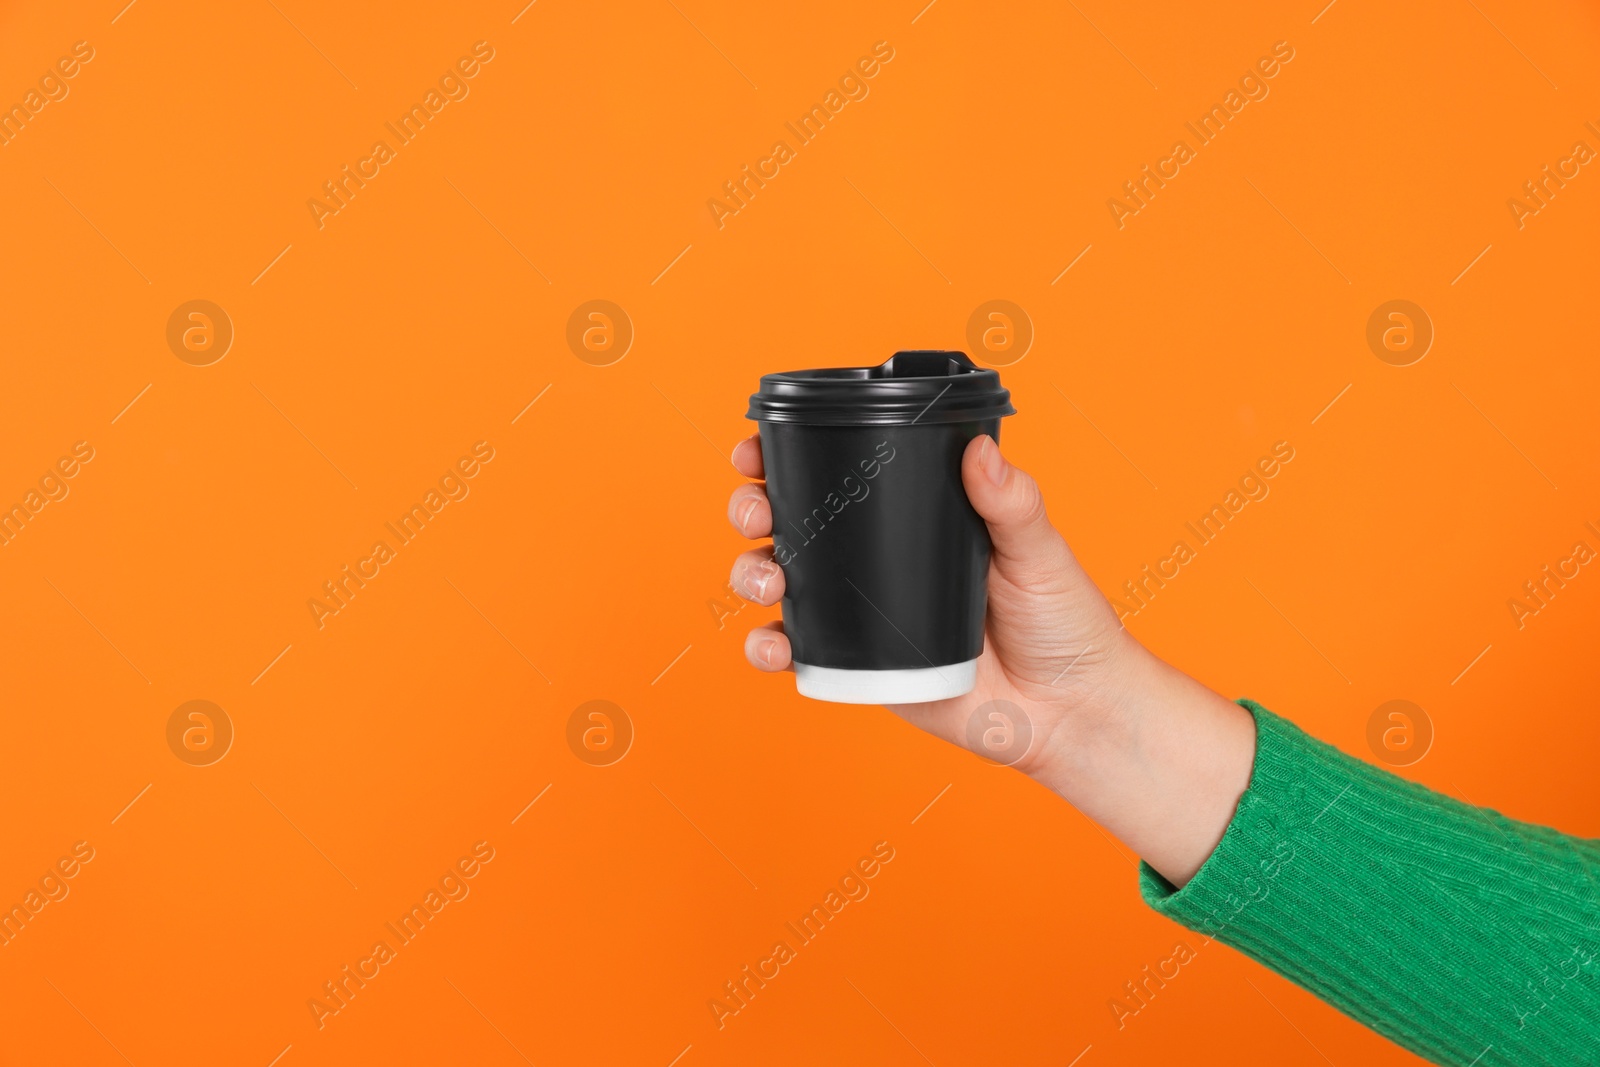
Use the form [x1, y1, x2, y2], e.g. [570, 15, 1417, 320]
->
[729, 430, 1130, 771]
[727, 432, 1256, 884]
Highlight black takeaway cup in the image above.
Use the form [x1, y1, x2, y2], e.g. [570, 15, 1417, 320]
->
[746, 350, 1016, 704]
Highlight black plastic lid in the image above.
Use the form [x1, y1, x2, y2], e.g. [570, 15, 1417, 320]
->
[746, 350, 1016, 427]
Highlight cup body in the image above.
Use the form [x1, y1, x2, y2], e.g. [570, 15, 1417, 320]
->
[747, 351, 1015, 704]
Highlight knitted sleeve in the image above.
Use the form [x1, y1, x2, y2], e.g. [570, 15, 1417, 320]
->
[1140, 700, 1600, 1066]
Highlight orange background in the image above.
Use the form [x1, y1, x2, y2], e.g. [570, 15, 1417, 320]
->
[2, 0, 1598, 1063]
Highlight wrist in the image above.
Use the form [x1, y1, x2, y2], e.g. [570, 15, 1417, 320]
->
[1019, 637, 1257, 885]
[1021, 631, 1156, 793]
[1017, 633, 1158, 793]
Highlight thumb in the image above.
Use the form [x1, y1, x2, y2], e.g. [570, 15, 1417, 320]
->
[961, 435, 1069, 575]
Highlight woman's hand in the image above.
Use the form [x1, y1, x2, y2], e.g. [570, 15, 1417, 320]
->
[728, 432, 1257, 885]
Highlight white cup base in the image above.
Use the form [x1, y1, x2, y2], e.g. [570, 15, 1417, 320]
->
[793, 658, 979, 705]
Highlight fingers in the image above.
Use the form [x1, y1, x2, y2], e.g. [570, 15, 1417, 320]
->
[727, 482, 772, 538]
[728, 436, 772, 538]
[961, 435, 1071, 572]
[744, 620, 792, 672]
[731, 434, 765, 479]
[731, 434, 790, 674]
[731, 546, 784, 606]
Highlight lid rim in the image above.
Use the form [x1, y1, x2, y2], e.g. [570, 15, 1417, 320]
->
[746, 349, 1015, 427]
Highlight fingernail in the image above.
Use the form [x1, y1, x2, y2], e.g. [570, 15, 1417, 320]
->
[757, 639, 776, 666]
[737, 497, 760, 532]
[744, 562, 774, 599]
[980, 436, 1007, 485]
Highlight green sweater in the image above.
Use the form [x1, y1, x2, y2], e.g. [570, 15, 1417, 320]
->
[1141, 700, 1600, 1066]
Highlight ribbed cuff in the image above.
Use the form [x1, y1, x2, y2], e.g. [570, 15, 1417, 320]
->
[1138, 699, 1316, 927]
[1138, 700, 1600, 1066]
